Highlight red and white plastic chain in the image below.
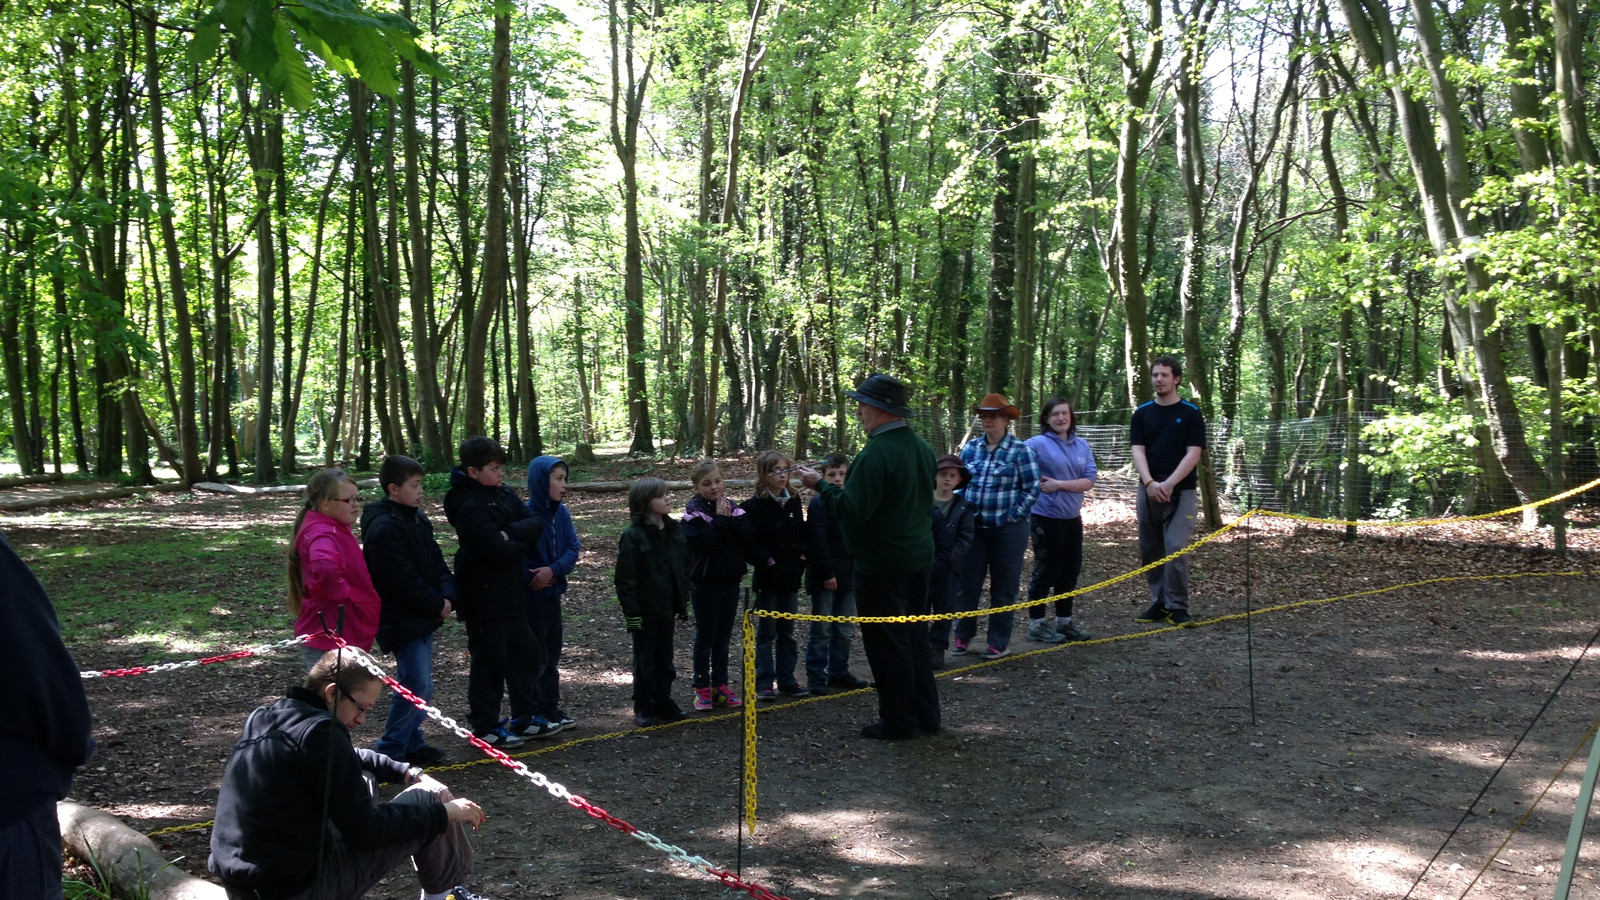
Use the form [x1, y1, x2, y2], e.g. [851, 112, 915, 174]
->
[80, 634, 311, 679]
[327, 639, 794, 900]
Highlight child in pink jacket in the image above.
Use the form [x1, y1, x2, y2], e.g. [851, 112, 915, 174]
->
[289, 469, 382, 668]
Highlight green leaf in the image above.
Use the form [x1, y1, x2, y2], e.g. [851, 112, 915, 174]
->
[271, 16, 316, 109]
[188, 22, 223, 64]
[236, 0, 282, 82]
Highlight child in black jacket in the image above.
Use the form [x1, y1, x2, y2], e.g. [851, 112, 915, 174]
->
[742, 450, 808, 700]
[615, 478, 692, 726]
[682, 460, 751, 711]
[442, 436, 549, 748]
[928, 453, 976, 669]
[361, 455, 455, 765]
[804, 452, 869, 694]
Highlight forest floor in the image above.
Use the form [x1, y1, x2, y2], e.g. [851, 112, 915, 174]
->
[9, 455, 1600, 899]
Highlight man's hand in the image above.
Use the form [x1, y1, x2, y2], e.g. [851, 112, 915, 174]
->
[1148, 480, 1174, 504]
[444, 797, 486, 829]
[823, 577, 837, 591]
[529, 567, 555, 590]
[439, 599, 453, 620]
[796, 465, 822, 488]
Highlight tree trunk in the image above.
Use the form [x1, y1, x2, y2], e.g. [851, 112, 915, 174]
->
[463, 10, 511, 438]
[1110, 0, 1163, 406]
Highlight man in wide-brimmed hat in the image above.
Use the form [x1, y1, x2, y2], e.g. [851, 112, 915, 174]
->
[798, 373, 940, 740]
[951, 392, 1042, 660]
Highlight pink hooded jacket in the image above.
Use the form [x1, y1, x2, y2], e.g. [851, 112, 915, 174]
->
[292, 509, 381, 651]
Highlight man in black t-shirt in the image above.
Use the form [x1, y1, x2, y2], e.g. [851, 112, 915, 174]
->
[1128, 355, 1206, 625]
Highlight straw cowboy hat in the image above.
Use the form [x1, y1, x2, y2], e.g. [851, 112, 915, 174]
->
[846, 373, 915, 418]
[972, 393, 1021, 420]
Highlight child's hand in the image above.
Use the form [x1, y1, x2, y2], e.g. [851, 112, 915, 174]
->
[716, 497, 733, 517]
[625, 616, 643, 632]
[529, 567, 555, 590]
[824, 577, 837, 591]
[440, 599, 453, 620]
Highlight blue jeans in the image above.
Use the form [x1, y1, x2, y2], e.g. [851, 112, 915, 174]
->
[375, 633, 434, 758]
[953, 517, 1030, 651]
[754, 591, 800, 690]
[805, 588, 856, 687]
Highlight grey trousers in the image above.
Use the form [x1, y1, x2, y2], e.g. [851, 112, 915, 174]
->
[1135, 486, 1198, 614]
[226, 782, 474, 900]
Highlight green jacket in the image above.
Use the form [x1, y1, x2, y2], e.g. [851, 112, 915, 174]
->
[817, 422, 936, 576]
[614, 518, 691, 622]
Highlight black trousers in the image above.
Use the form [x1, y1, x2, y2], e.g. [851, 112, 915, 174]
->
[856, 567, 939, 736]
[527, 598, 565, 719]
[631, 619, 677, 714]
[1027, 514, 1084, 619]
[464, 615, 540, 733]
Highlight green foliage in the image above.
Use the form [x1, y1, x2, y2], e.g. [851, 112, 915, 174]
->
[194, 0, 448, 109]
[1361, 379, 1481, 491]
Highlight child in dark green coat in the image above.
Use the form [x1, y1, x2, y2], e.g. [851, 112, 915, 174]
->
[614, 478, 692, 726]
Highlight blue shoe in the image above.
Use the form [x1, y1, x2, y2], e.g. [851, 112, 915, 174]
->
[507, 715, 562, 739]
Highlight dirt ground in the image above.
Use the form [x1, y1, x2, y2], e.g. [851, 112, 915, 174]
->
[11, 460, 1600, 899]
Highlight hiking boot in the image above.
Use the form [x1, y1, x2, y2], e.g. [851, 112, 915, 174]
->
[694, 687, 714, 712]
[827, 672, 871, 690]
[1027, 620, 1067, 643]
[714, 684, 743, 707]
[634, 712, 666, 727]
[1168, 609, 1194, 626]
[658, 700, 689, 722]
[1056, 619, 1094, 642]
[507, 715, 562, 739]
[980, 645, 1010, 660]
[1134, 602, 1170, 624]
[402, 744, 445, 767]
[474, 725, 523, 749]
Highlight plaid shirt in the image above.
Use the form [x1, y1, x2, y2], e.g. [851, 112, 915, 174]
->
[959, 432, 1041, 527]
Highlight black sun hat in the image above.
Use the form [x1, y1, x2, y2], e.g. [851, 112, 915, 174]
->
[845, 373, 914, 418]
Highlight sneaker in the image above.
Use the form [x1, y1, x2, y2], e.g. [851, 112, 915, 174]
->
[756, 686, 777, 701]
[807, 683, 831, 696]
[507, 715, 562, 739]
[402, 744, 445, 767]
[694, 687, 714, 711]
[1134, 602, 1170, 624]
[1056, 619, 1094, 642]
[951, 637, 970, 654]
[1027, 620, 1067, 644]
[980, 645, 1010, 660]
[714, 685, 743, 707]
[827, 672, 871, 689]
[930, 647, 946, 670]
[474, 725, 523, 749]
[447, 886, 496, 900]
[1168, 610, 1195, 626]
[777, 683, 810, 697]
[553, 709, 576, 729]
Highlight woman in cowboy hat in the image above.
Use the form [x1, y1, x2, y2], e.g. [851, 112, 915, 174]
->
[951, 393, 1042, 660]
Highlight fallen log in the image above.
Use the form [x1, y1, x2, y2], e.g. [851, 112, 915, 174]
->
[191, 478, 380, 496]
[0, 482, 186, 513]
[564, 478, 760, 493]
[58, 800, 225, 900]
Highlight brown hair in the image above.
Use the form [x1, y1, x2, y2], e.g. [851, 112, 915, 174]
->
[628, 477, 669, 526]
[689, 459, 722, 491]
[287, 468, 358, 617]
[1038, 396, 1075, 438]
[752, 450, 791, 499]
[303, 648, 381, 700]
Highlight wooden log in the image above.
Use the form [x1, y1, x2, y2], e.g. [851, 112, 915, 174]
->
[0, 472, 62, 488]
[0, 482, 186, 513]
[58, 800, 226, 900]
[562, 478, 759, 493]
[191, 478, 379, 496]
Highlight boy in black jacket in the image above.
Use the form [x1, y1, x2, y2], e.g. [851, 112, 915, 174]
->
[614, 478, 692, 726]
[362, 455, 455, 766]
[928, 454, 976, 669]
[804, 452, 869, 694]
[442, 436, 549, 748]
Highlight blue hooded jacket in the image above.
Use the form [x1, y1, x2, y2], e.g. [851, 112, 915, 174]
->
[524, 456, 580, 603]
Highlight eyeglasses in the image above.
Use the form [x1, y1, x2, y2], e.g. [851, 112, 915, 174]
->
[338, 685, 373, 716]
[337, 496, 362, 506]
